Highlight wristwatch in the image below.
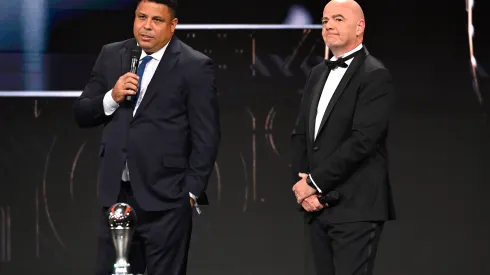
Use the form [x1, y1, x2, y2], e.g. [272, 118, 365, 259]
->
[306, 175, 315, 188]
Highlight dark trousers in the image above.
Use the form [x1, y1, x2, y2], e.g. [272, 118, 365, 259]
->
[95, 181, 192, 275]
[307, 219, 384, 275]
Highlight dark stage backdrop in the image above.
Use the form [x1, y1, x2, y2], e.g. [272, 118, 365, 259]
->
[1, 1, 490, 275]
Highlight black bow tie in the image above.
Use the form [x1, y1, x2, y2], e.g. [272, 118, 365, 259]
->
[324, 58, 348, 70]
[324, 50, 360, 70]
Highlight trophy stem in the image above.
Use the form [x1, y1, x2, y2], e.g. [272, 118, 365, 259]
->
[108, 203, 137, 275]
[111, 227, 133, 274]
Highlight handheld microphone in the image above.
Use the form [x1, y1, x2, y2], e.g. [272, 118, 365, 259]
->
[126, 46, 142, 101]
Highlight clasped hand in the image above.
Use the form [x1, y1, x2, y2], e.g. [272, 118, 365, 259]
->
[292, 173, 328, 212]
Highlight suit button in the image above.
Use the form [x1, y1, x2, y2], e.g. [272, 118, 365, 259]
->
[313, 146, 319, 151]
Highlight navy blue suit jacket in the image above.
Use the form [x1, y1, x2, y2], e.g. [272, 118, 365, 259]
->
[74, 37, 220, 211]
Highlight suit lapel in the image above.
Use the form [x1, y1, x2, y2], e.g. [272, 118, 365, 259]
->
[315, 47, 368, 139]
[132, 37, 182, 120]
[120, 39, 137, 77]
[308, 66, 330, 144]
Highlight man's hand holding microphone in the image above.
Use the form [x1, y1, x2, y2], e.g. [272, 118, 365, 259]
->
[111, 73, 140, 103]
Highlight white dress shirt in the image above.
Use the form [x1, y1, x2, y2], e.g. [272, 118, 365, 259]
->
[309, 44, 364, 193]
[102, 40, 197, 200]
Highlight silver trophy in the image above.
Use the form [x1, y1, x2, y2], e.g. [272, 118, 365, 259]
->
[108, 203, 137, 275]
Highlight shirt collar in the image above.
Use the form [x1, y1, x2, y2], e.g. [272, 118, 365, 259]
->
[331, 44, 363, 61]
[136, 39, 170, 61]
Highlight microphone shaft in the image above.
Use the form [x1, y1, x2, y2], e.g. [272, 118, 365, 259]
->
[126, 56, 139, 101]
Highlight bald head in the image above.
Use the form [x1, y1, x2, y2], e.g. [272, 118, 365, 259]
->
[321, 0, 366, 56]
[327, 0, 365, 21]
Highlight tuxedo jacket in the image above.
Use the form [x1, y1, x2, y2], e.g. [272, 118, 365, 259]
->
[291, 47, 396, 223]
[74, 37, 220, 211]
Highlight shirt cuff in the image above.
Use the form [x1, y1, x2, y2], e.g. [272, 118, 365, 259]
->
[189, 192, 198, 201]
[308, 175, 322, 193]
[103, 89, 119, 116]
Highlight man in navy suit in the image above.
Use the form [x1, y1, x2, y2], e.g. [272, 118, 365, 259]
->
[73, 0, 220, 274]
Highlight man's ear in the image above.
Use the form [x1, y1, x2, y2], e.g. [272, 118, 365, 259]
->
[356, 19, 365, 36]
[171, 17, 178, 33]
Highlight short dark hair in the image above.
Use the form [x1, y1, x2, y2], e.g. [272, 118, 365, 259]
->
[137, 0, 178, 18]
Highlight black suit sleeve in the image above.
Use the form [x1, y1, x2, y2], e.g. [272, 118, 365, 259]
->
[184, 57, 221, 198]
[291, 69, 312, 182]
[73, 45, 111, 128]
[310, 68, 394, 192]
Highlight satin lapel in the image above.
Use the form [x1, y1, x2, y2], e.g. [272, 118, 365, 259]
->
[308, 66, 330, 144]
[132, 38, 182, 121]
[315, 48, 368, 139]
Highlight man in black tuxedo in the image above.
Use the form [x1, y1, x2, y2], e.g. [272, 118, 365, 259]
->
[291, 0, 395, 274]
[73, 0, 220, 274]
